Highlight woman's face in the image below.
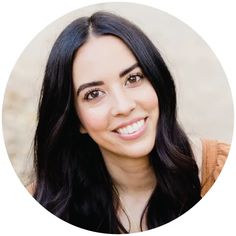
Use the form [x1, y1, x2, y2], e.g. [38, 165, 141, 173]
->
[72, 35, 159, 159]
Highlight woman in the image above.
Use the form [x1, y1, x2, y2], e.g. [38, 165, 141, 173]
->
[29, 11, 229, 233]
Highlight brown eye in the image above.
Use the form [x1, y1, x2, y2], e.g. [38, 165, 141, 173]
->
[84, 89, 105, 101]
[125, 73, 144, 86]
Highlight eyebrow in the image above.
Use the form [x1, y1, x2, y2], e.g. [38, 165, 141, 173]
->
[76, 62, 139, 96]
[76, 81, 104, 96]
[119, 62, 139, 78]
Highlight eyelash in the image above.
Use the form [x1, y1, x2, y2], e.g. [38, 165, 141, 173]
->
[83, 72, 145, 101]
[125, 72, 144, 86]
[84, 88, 104, 101]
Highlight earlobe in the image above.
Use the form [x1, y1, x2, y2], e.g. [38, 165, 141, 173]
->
[80, 125, 87, 134]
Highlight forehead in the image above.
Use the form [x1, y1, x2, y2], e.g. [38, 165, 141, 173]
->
[72, 35, 137, 84]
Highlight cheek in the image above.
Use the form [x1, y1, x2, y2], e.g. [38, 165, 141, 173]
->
[138, 85, 159, 111]
[77, 105, 109, 132]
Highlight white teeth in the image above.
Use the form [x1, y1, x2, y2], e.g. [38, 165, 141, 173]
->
[133, 123, 139, 131]
[123, 127, 128, 134]
[137, 120, 144, 128]
[116, 119, 145, 135]
[127, 126, 133, 133]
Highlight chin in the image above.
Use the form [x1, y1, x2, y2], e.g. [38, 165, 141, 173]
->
[119, 141, 155, 159]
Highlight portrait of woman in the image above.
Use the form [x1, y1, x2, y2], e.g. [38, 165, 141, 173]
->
[2, 3, 233, 235]
[23, 10, 231, 233]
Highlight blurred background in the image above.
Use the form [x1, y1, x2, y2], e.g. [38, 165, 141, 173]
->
[2, 2, 234, 186]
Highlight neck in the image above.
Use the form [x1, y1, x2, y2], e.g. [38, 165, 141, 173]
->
[102, 152, 156, 194]
[101, 151, 156, 233]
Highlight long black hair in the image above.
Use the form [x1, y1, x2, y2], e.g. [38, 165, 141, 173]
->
[33, 11, 201, 233]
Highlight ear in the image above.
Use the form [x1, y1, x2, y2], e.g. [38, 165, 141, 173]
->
[80, 125, 87, 134]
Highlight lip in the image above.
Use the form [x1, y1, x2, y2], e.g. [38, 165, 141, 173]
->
[113, 117, 147, 131]
[113, 117, 148, 141]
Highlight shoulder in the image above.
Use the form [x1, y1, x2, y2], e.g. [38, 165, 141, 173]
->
[200, 139, 230, 196]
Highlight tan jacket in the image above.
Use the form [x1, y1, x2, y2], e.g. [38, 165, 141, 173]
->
[200, 139, 230, 197]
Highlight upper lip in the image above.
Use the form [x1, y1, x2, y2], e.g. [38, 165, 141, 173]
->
[112, 117, 147, 131]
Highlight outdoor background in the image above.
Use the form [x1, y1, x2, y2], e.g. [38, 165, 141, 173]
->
[2, 2, 234, 186]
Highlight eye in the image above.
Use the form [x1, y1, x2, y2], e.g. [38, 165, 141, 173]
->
[84, 89, 105, 101]
[125, 73, 144, 87]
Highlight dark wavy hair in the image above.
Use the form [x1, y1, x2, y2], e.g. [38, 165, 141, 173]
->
[33, 11, 201, 233]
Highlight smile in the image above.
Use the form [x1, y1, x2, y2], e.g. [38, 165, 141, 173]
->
[113, 118, 148, 140]
[116, 119, 145, 135]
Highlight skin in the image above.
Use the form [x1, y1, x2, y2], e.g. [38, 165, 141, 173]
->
[72, 35, 159, 232]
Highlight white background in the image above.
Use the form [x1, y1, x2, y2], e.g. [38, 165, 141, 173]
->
[0, 0, 235, 236]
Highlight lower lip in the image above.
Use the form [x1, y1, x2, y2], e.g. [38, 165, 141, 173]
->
[114, 118, 148, 141]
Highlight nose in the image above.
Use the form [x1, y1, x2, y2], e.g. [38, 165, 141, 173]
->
[111, 88, 136, 117]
